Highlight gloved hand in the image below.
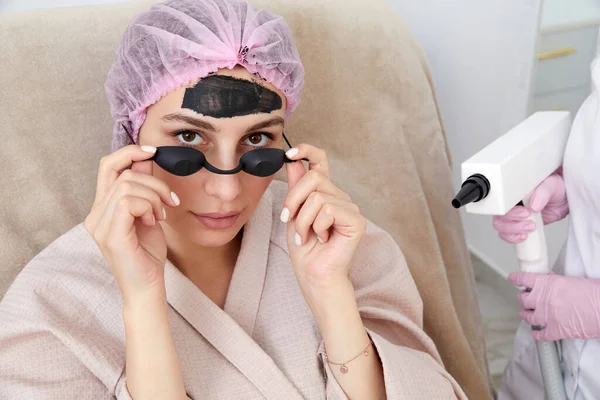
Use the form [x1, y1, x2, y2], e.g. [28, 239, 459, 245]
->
[492, 172, 569, 243]
[509, 272, 600, 341]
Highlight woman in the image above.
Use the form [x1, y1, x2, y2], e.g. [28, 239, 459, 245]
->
[0, 1, 465, 398]
[492, 36, 600, 399]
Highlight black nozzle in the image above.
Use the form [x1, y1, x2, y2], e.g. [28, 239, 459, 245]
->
[451, 174, 491, 209]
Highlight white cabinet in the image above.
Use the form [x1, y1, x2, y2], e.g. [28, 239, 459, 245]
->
[529, 0, 600, 116]
[531, 85, 591, 116]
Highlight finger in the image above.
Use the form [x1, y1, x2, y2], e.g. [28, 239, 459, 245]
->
[285, 143, 330, 180]
[508, 272, 541, 289]
[499, 232, 528, 244]
[531, 329, 552, 342]
[88, 170, 176, 234]
[504, 206, 531, 220]
[285, 156, 307, 191]
[107, 180, 170, 222]
[96, 145, 157, 201]
[294, 193, 354, 244]
[96, 195, 155, 251]
[105, 170, 179, 217]
[492, 206, 531, 226]
[527, 179, 555, 213]
[517, 290, 537, 309]
[520, 309, 545, 326]
[311, 202, 365, 245]
[284, 170, 350, 221]
[107, 196, 156, 250]
[492, 218, 536, 235]
[131, 159, 154, 176]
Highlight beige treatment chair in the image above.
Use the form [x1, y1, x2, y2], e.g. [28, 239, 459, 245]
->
[0, 1, 493, 398]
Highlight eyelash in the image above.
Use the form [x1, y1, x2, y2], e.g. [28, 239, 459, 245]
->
[171, 130, 276, 149]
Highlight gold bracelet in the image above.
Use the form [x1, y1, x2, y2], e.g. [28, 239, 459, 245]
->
[324, 340, 371, 374]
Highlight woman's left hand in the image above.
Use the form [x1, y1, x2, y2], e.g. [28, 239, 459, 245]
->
[281, 144, 367, 294]
[509, 272, 600, 341]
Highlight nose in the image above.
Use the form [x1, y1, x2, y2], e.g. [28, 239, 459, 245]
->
[203, 148, 243, 202]
[204, 172, 243, 202]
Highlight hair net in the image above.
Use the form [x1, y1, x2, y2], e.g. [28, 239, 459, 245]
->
[105, 0, 305, 151]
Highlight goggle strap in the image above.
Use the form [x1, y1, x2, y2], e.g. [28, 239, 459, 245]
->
[121, 123, 137, 146]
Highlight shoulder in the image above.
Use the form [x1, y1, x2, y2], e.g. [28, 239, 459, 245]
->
[0, 223, 126, 393]
[351, 217, 409, 278]
[0, 223, 121, 332]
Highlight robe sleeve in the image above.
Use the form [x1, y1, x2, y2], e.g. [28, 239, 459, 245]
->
[114, 376, 193, 400]
[316, 221, 468, 399]
[0, 258, 193, 400]
[0, 301, 116, 399]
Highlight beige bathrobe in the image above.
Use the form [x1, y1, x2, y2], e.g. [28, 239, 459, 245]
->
[0, 180, 465, 399]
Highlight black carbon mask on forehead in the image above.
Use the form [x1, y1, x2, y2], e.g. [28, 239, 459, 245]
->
[181, 75, 283, 118]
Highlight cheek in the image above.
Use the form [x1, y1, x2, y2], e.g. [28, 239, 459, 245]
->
[241, 175, 274, 205]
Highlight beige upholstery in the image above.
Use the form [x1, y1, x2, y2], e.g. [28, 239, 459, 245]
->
[0, 1, 493, 398]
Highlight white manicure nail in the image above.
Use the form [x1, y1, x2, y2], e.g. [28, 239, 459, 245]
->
[162, 208, 167, 220]
[280, 207, 290, 223]
[141, 145, 157, 153]
[286, 148, 299, 158]
[317, 237, 325, 244]
[171, 192, 180, 206]
[295, 232, 302, 246]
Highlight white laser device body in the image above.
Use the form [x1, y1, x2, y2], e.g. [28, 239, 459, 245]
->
[455, 111, 572, 400]
[462, 111, 571, 272]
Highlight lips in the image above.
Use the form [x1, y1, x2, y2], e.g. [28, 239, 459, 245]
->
[193, 211, 241, 230]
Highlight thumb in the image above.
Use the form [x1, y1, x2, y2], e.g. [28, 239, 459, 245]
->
[528, 173, 565, 212]
[131, 159, 154, 176]
[527, 181, 553, 213]
[285, 160, 306, 191]
[508, 272, 540, 289]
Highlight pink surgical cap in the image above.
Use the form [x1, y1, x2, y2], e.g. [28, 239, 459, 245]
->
[105, 0, 305, 151]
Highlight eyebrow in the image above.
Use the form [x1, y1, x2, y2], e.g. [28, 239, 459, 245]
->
[162, 113, 285, 134]
[162, 113, 218, 132]
[245, 117, 285, 133]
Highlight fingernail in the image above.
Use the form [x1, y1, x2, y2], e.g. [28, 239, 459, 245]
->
[171, 192, 180, 206]
[151, 215, 156, 226]
[286, 148, 299, 159]
[162, 208, 167, 220]
[280, 207, 290, 223]
[141, 145, 157, 153]
[317, 236, 325, 244]
[295, 232, 302, 246]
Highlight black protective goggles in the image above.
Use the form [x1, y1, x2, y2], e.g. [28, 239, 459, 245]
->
[122, 124, 306, 177]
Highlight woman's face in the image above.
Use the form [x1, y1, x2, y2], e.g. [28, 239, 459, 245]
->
[137, 66, 287, 248]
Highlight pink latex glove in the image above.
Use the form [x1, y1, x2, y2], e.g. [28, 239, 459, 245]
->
[492, 172, 569, 244]
[509, 272, 600, 341]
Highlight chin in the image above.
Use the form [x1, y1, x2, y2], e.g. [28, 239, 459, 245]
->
[192, 228, 242, 248]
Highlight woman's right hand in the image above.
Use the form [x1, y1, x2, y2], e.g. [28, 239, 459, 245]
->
[84, 145, 180, 302]
[492, 172, 569, 244]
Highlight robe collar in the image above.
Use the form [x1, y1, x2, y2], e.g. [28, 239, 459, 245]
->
[164, 184, 303, 399]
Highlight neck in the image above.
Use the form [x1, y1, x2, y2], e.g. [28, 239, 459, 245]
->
[163, 225, 243, 307]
